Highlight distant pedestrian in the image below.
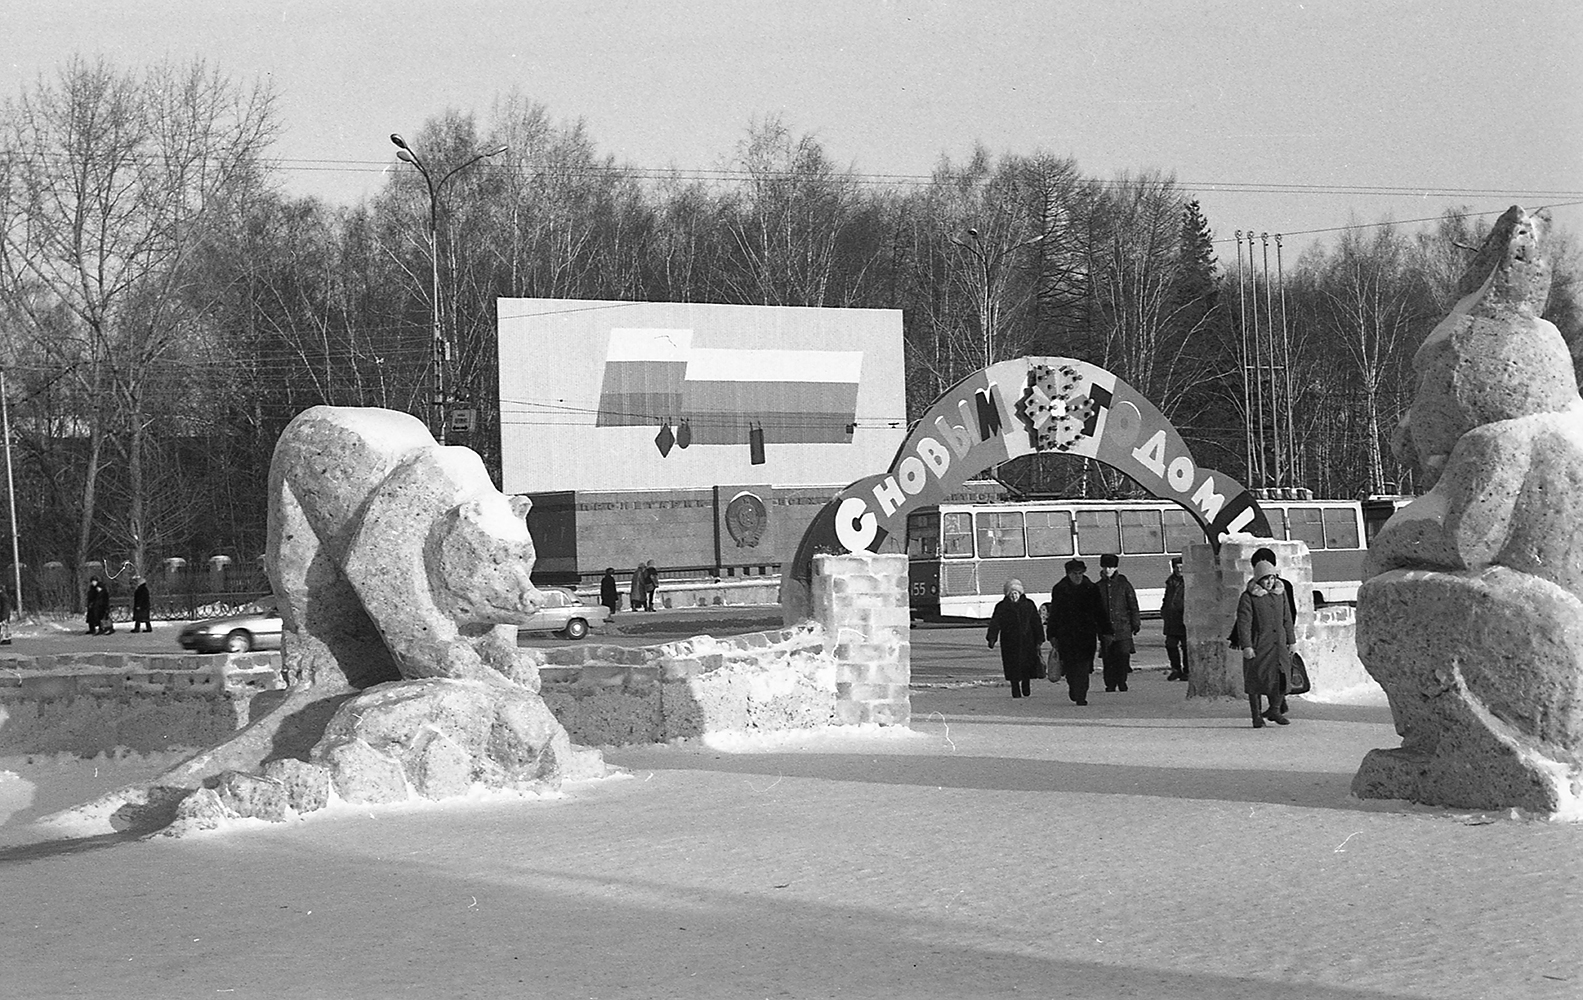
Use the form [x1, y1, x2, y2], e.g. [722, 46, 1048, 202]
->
[1163, 557, 1187, 680]
[1047, 559, 1106, 706]
[600, 568, 620, 616]
[987, 578, 1044, 699]
[131, 576, 152, 632]
[1237, 549, 1296, 728]
[85, 576, 111, 635]
[1096, 553, 1140, 692]
[643, 561, 660, 612]
[630, 562, 646, 611]
[0, 584, 11, 645]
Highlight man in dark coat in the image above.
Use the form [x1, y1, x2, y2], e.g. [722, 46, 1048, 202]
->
[84, 577, 106, 635]
[1047, 558, 1106, 706]
[93, 578, 113, 634]
[987, 578, 1043, 699]
[600, 568, 620, 616]
[1162, 557, 1187, 680]
[131, 576, 152, 632]
[643, 562, 660, 612]
[1096, 553, 1140, 692]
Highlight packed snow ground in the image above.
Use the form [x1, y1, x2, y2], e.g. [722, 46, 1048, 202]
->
[2, 674, 1580, 1000]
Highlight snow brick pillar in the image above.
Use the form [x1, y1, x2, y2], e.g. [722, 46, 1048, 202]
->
[1183, 538, 1312, 700]
[812, 552, 911, 726]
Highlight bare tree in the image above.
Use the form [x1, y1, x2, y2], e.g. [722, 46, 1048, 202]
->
[0, 57, 276, 591]
[722, 116, 867, 307]
[1291, 223, 1426, 494]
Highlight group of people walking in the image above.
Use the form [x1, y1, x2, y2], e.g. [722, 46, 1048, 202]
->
[600, 563, 660, 615]
[81, 575, 153, 636]
[987, 547, 1297, 728]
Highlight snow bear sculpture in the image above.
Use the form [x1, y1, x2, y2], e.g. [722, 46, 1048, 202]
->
[1354, 207, 1583, 817]
[267, 405, 547, 691]
[40, 406, 603, 836]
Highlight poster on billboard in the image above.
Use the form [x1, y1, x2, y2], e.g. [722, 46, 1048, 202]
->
[496, 299, 907, 495]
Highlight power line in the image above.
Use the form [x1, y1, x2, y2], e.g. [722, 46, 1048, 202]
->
[1209, 199, 1583, 244]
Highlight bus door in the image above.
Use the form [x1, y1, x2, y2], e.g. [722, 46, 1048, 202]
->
[906, 510, 942, 610]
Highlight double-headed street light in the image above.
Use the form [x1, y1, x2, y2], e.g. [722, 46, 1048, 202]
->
[389, 133, 508, 444]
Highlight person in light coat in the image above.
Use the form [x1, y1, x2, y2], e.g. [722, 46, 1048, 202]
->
[1236, 551, 1296, 727]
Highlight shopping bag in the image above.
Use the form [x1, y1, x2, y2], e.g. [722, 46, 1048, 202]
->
[1288, 652, 1312, 696]
[1046, 647, 1062, 682]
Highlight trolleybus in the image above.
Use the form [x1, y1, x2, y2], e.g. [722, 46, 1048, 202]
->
[905, 496, 1406, 618]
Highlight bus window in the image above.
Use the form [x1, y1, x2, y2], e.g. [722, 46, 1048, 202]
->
[1026, 510, 1074, 557]
[906, 512, 940, 559]
[1323, 507, 1360, 549]
[1120, 509, 1164, 553]
[1162, 508, 1198, 554]
[942, 512, 974, 557]
[1075, 509, 1120, 556]
[1287, 506, 1325, 549]
[976, 511, 1026, 558]
[1263, 506, 1289, 540]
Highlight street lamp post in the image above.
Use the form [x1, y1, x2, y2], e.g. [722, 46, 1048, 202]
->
[389, 133, 507, 444]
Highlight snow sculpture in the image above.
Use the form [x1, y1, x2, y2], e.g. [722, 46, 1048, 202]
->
[45, 407, 601, 835]
[1353, 207, 1583, 816]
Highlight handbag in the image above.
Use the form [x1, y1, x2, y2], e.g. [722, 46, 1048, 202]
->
[1047, 647, 1064, 682]
[1288, 652, 1312, 696]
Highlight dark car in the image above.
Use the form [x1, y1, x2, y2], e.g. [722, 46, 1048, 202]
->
[178, 608, 283, 654]
[518, 587, 610, 640]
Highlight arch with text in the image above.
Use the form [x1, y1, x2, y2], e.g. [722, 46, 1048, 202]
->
[782, 357, 1272, 617]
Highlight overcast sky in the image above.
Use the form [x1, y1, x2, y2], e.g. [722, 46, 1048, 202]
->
[6, 0, 1580, 261]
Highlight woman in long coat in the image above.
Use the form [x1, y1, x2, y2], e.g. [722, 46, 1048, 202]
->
[629, 563, 646, 611]
[84, 577, 106, 635]
[1236, 554, 1295, 728]
[987, 578, 1044, 699]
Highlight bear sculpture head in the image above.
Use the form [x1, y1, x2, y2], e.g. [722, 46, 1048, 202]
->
[426, 493, 545, 626]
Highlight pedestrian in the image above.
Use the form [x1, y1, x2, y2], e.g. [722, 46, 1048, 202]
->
[1237, 548, 1296, 728]
[84, 576, 110, 635]
[600, 567, 620, 616]
[131, 576, 152, 632]
[1047, 558, 1106, 706]
[643, 561, 660, 612]
[629, 562, 646, 612]
[0, 583, 11, 645]
[1095, 553, 1140, 692]
[1163, 556, 1187, 680]
[986, 578, 1044, 699]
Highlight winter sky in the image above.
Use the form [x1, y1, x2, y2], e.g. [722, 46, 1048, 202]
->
[5, 0, 1580, 261]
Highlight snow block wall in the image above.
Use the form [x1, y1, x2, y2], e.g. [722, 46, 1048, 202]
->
[538, 627, 840, 744]
[540, 552, 910, 743]
[811, 551, 911, 727]
[1305, 605, 1375, 697]
[0, 652, 284, 753]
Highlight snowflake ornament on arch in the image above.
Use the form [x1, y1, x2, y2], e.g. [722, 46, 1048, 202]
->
[1019, 364, 1096, 452]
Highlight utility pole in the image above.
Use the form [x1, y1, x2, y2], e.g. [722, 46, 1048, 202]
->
[0, 366, 22, 617]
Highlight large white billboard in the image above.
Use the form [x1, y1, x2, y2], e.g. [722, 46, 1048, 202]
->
[497, 299, 907, 494]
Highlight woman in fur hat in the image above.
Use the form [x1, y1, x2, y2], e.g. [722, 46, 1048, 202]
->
[987, 578, 1045, 699]
[1236, 547, 1296, 727]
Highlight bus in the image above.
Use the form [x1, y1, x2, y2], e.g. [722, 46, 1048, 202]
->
[904, 497, 1396, 618]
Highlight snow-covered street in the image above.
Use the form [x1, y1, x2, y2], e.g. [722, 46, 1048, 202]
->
[2, 673, 1578, 999]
